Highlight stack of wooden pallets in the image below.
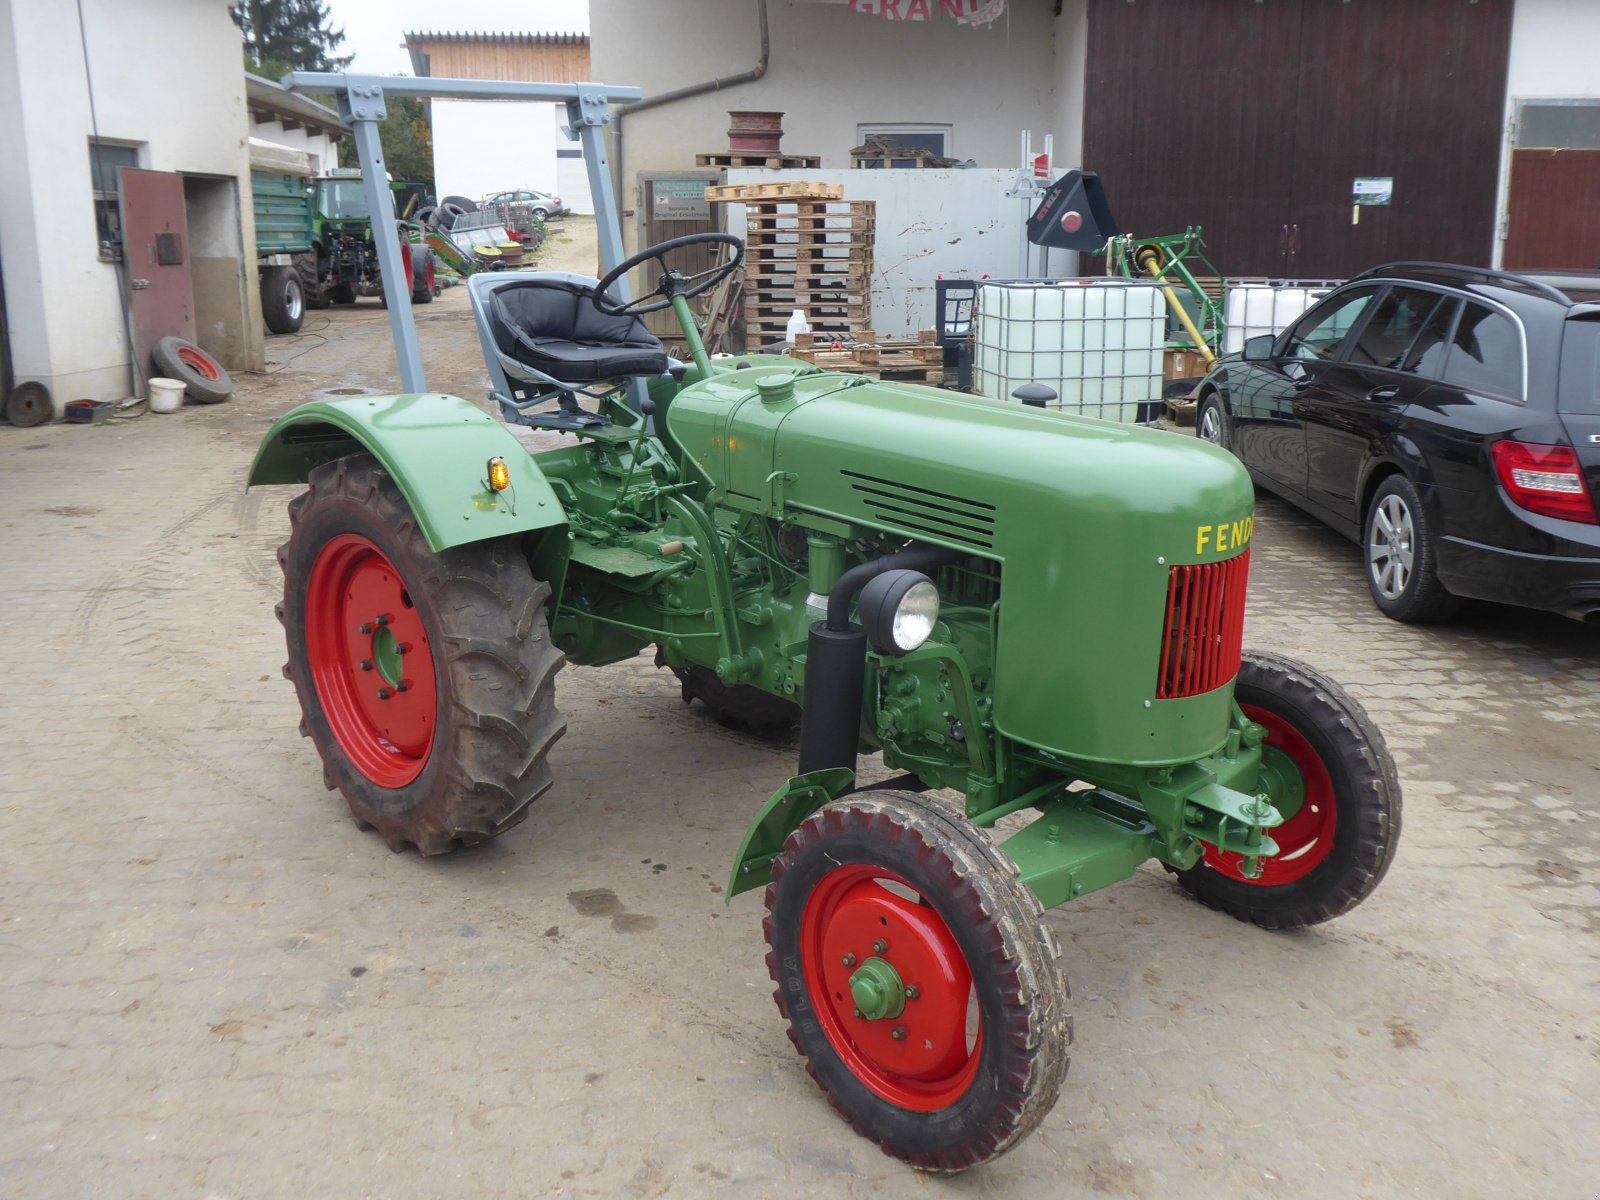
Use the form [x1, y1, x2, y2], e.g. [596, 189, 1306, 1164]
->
[695, 151, 822, 170]
[706, 182, 875, 345]
[789, 330, 943, 385]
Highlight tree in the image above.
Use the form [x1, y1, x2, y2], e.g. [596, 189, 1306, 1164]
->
[234, 0, 353, 73]
[338, 96, 436, 196]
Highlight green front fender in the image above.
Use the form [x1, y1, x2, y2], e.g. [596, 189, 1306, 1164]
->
[247, 393, 567, 552]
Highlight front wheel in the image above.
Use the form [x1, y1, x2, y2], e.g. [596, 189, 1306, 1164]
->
[765, 791, 1071, 1171]
[278, 454, 567, 854]
[1175, 651, 1401, 929]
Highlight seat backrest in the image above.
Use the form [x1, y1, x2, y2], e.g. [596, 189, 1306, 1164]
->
[488, 278, 657, 354]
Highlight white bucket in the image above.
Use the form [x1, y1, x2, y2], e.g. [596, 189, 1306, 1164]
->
[148, 377, 185, 414]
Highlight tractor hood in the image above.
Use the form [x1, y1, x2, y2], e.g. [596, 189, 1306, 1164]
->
[667, 364, 1255, 766]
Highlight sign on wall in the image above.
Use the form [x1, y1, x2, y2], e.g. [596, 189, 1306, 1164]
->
[652, 178, 714, 221]
[847, 0, 1007, 24]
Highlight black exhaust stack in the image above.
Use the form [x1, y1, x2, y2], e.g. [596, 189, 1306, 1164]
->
[796, 544, 964, 775]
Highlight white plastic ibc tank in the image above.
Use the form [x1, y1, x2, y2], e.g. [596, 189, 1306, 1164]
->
[974, 281, 1164, 423]
[1223, 286, 1331, 354]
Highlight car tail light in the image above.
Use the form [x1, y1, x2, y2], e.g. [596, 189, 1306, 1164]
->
[1155, 551, 1250, 700]
[1489, 440, 1598, 525]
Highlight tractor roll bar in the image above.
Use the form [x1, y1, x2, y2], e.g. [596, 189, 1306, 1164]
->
[280, 72, 644, 395]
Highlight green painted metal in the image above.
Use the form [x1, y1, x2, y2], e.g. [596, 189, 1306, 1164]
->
[725, 768, 857, 900]
[1100, 227, 1226, 356]
[247, 393, 568, 552]
[251, 170, 313, 257]
[849, 958, 906, 1022]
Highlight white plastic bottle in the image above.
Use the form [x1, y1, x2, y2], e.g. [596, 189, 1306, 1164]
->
[786, 308, 810, 341]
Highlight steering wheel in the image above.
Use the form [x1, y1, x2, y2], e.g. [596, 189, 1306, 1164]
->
[593, 232, 744, 317]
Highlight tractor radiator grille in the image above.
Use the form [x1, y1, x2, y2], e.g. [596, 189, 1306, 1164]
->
[841, 470, 996, 549]
[1155, 551, 1250, 699]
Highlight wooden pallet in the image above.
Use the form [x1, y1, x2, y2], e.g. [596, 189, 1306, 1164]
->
[745, 200, 876, 224]
[791, 330, 941, 365]
[706, 181, 844, 203]
[695, 151, 822, 169]
[746, 267, 872, 288]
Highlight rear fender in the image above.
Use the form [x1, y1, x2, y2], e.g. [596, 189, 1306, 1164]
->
[247, 393, 568, 553]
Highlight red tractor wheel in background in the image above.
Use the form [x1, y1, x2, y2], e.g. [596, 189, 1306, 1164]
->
[277, 452, 567, 854]
[1175, 651, 1402, 929]
[409, 244, 435, 305]
[379, 225, 415, 309]
[764, 791, 1071, 1171]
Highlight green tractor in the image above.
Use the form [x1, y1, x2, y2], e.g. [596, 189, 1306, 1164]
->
[306, 170, 436, 308]
[251, 74, 1401, 1173]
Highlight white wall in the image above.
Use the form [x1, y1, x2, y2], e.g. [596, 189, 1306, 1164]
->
[432, 99, 561, 202]
[1492, 0, 1600, 266]
[592, 0, 1085, 254]
[0, 0, 261, 414]
[554, 106, 594, 215]
[724, 167, 1034, 337]
[254, 120, 339, 175]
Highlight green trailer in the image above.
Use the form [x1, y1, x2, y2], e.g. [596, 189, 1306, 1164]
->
[248, 138, 315, 334]
[248, 75, 1402, 1173]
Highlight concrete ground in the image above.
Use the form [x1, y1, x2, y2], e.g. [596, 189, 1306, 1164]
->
[2, 268, 1597, 1200]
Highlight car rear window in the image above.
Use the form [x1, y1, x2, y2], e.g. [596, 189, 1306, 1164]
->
[1559, 318, 1600, 413]
[1438, 303, 1523, 400]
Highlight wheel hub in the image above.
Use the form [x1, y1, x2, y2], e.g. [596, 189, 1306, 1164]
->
[848, 956, 905, 1022]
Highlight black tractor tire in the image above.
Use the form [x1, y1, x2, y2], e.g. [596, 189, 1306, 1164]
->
[409, 245, 435, 305]
[765, 791, 1071, 1172]
[328, 283, 357, 305]
[260, 265, 305, 334]
[658, 649, 799, 736]
[278, 453, 567, 855]
[440, 194, 478, 213]
[1196, 390, 1229, 449]
[435, 202, 470, 231]
[1363, 475, 1459, 623]
[151, 336, 232, 403]
[1175, 651, 1401, 930]
[297, 252, 327, 310]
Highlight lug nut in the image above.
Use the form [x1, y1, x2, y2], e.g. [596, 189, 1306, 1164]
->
[891, 1026, 906, 1041]
[359, 660, 373, 672]
[853, 1008, 862, 1019]
[375, 614, 391, 627]
[841, 953, 856, 967]
[377, 688, 392, 700]
[905, 985, 920, 1000]
[358, 623, 372, 635]
[395, 681, 409, 693]
[872, 939, 888, 954]
[397, 642, 411, 656]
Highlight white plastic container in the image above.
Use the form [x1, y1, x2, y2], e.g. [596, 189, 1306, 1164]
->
[1222, 283, 1336, 354]
[973, 281, 1165, 423]
[786, 308, 810, 340]
[148, 377, 185, 414]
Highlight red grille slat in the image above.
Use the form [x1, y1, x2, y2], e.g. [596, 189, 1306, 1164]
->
[1155, 551, 1250, 700]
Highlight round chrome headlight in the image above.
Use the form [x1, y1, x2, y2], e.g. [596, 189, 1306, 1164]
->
[859, 569, 941, 655]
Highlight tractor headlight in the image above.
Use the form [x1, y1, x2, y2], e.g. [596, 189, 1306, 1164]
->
[859, 570, 940, 656]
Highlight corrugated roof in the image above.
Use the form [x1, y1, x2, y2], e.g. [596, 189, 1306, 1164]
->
[402, 31, 589, 46]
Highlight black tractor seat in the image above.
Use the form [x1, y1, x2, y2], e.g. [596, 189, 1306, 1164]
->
[488, 277, 668, 383]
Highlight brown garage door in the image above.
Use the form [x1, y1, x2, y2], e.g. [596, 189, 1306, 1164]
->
[1083, 0, 1512, 279]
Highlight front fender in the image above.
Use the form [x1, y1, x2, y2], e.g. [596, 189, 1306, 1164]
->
[726, 768, 858, 902]
[247, 393, 567, 552]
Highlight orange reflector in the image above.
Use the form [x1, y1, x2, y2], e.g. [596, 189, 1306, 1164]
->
[487, 457, 511, 492]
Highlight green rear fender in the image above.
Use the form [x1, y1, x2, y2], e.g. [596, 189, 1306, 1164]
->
[247, 394, 568, 552]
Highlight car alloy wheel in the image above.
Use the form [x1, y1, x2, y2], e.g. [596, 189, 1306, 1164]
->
[1367, 494, 1415, 601]
[1197, 402, 1224, 445]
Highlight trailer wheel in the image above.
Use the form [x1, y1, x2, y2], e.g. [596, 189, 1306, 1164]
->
[278, 453, 567, 854]
[765, 791, 1070, 1172]
[151, 336, 232, 403]
[260, 266, 305, 334]
[1175, 651, 1400, 929]
[297, 252, 327, 310]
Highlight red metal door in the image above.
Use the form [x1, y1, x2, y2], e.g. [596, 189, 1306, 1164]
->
[117, 169, 194, 378]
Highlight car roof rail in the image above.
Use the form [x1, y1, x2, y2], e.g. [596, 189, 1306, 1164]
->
[1351, 261, 1573, 305]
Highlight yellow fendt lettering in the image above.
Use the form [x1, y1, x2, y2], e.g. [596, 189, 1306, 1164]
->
[1195, 525, 1212, 555]
[1192, 517, 1253, 558]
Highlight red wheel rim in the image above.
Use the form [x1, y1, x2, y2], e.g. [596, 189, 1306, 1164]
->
[304, 534, 437, 787]
[176, 346, 220, 381]
[800, 864, 981, 1112]
[1206, 703, 1337, 885]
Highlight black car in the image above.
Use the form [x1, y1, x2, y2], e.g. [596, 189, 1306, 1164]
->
[1195, 263, 1600, 623]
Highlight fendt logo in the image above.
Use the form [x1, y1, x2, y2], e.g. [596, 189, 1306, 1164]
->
[1195, 517, 1254, 556]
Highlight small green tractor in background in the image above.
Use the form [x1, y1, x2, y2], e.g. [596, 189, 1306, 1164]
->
[250, 74, 1402, 1172]
[305, 170, 437, 310]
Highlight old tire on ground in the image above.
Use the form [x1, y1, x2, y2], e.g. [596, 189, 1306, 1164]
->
[1364, 474, 1458, 623]
[1175, 651, 1401, 930]
[151, 336, 232, 403]
[296, 252, 327, 310]
[409, 244, 435, 304]
[440, 194, 478, 213]
[659, 649, 799, 735]
[278, 453, 567, 855]
[260, 265, 305, 334]
[765, 790, 1071, 1172]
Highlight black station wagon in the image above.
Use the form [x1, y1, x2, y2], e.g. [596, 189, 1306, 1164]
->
[1194, 263, 1600, 623]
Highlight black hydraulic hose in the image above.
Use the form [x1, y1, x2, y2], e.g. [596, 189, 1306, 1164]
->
[825, 544, 965, 632]
[611, 0, 771, 209]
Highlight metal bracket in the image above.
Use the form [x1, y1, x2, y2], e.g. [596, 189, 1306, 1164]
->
[336, 80, 388, 125]
[565, 83, 614, 131]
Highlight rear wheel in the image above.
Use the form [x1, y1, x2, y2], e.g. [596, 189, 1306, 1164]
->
[278, 453, 566, 854]
[659, 649, 799, 736]
[1175, 651, 1401, 929]
[1196, 391, 1228, 448]
[765, 791, 1070, 1172]
[1363, 475, 1458, 622]
[410, 245, 435, 304]
[260, 266, 305, 334]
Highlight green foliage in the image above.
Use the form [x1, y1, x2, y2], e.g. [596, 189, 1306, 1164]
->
[234, 0, 352, 72]
[336, 95, 435, 195]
